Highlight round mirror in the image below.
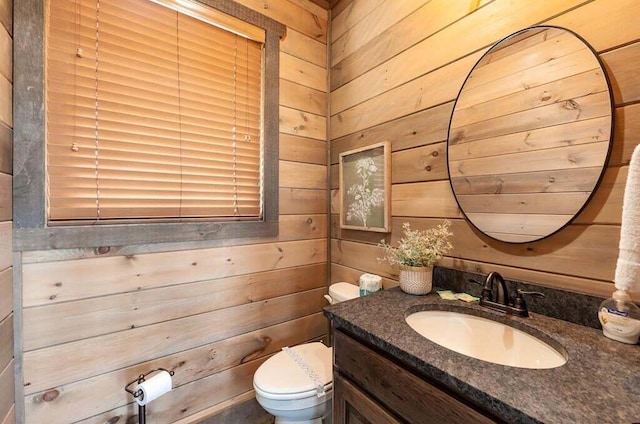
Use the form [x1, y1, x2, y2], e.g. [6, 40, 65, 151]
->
[447, 26, 613, 243]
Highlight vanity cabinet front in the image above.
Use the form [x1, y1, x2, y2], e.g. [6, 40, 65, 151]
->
[333, 374, 400, 424]
[332, 329, 501, 424]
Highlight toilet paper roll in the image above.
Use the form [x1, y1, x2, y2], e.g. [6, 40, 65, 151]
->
[135, 370, 173, 406]
[359, 273, 382, 295]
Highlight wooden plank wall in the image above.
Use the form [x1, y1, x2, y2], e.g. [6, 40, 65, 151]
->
[0, 0, 13, 423]
[15, 0, 328, 423]
[329, 0, 640, 300]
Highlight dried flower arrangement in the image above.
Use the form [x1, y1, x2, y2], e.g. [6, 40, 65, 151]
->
[378, 220, 453, 268]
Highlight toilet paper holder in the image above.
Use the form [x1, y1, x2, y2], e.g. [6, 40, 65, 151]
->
[125, 368, 175, 424]
[124, 367, 175, 400]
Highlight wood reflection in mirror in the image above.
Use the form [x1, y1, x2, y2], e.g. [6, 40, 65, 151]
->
[448, 26, 613, 243]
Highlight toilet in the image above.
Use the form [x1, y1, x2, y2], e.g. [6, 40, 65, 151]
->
[253, 283, 360, 424]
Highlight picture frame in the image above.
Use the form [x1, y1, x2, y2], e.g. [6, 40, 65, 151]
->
[339, 141, 391, 232]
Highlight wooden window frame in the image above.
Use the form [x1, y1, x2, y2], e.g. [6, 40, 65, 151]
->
[14, 0, 286, 250]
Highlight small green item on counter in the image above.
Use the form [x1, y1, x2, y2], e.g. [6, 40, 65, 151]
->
[436, 290, 457, 300]
[455, 293, 480, 303]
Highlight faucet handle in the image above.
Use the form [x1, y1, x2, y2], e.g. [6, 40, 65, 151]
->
[513, 289, 545, 314]
[468, 278, 492, 301]
[516, 289, 545, 298]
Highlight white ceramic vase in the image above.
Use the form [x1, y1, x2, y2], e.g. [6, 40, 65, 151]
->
[398, 265, 433, 295]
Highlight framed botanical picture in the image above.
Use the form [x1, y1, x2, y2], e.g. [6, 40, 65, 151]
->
[339, 141, 391, 232]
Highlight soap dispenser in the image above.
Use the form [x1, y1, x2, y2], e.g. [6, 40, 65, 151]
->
[598, 290, 640, 344]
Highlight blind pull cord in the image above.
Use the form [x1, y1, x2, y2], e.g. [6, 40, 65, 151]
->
[93, 0, 101, 220]
[232, 34, 239, 216]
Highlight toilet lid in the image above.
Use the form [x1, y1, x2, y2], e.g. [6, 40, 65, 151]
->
[254, 342, 332, 397]
[329, 282, 360, 302]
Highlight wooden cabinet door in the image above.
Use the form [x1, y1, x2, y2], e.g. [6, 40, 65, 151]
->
[333, 374, 401, 424]
[333, 330, 500, 424]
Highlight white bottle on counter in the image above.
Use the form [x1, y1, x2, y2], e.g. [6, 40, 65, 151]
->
[598, 290, 640, 344]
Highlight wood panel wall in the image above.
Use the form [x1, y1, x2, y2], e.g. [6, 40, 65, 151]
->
[329, 0, 640, 301]
[0, 0, 13, 422]
[14, 1, 328, 423]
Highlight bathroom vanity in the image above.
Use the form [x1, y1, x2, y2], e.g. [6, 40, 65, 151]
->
[324, 288, 640, 424]
[333, 329, 500, 423]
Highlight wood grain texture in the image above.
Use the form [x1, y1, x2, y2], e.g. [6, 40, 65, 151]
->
[330, 213, 392, 246]
[437, 257, 619, 298]
[0, 180, 12, 424]
[331, 238, 394, 279]
[327, 0, 640, 317]
[287, 0, 329, 19]
[330, 102, 453, 164]
[0, 314, 12, 374]
[281, 52, 328, 92]
[331, 262, 397, 290]
[0, 267, 10, 322]
[280, 160, 327, 189]
[280, 188, 327, 214]
[392, 142, 448, 184]
[0, 0, 11, 36]
[334, 331, 498, 424]
[0, 222, 10, 270]
[280, 106, 327, 140]
[447, 29, 613, 246]
[24, 313, 326, 423]
[0, 173, 10, 221]
[23, 288, 326, 394]
[23, 238, 327, 306]
[0, 360, 14, 423]
[0, 75, 10, 128]
[549, 0, 640, 52]
[331, 51, 484, 139]
[330, 0, 587, 115]
[392, 181, 462, 219]
[14, 0, 329, 422]
[333, 374, 401, 424]
[573, 165, 625, 225]
[330, 163, 339, 189]
[76, 359, 265, 424]
[234, 0, 327, 41]
[280, 133, 327, 165]
[330, 0, 386, 43]
[23, 264, 326, 350]
[14, 219, 279, 252]
[0, 406, 13, 424]
[329, 0, 352, 19]
[20, 213, 326, 264]
[0, 122, 11, 175]
[280, 79, 327, 116]
[601, 42, 640, 106]
[281, 28, 327, 67]
[612, 103, 640, 166]
[331, 0, 491, 90]
[330, 0, 424, 67]
[393, 218, 619, 281]
[0, 24, 11, 83]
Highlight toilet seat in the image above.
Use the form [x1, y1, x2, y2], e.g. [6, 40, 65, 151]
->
[253, 342, 333, 400]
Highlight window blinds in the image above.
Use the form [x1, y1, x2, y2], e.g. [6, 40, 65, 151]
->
[46, 0, 264, 222]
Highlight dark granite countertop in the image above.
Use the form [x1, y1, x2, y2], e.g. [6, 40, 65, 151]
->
[324, 287, 640, 424]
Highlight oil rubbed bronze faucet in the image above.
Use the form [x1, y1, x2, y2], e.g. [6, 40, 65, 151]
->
[471, 272, 544, 317]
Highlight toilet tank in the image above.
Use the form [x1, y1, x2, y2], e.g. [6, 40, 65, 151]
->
[325, 282, 360, 304]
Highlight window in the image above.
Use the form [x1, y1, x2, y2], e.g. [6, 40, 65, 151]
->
[14, 0, 285, 249]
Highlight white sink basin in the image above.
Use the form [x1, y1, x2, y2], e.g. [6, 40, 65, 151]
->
[405, 310, 567, 369]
